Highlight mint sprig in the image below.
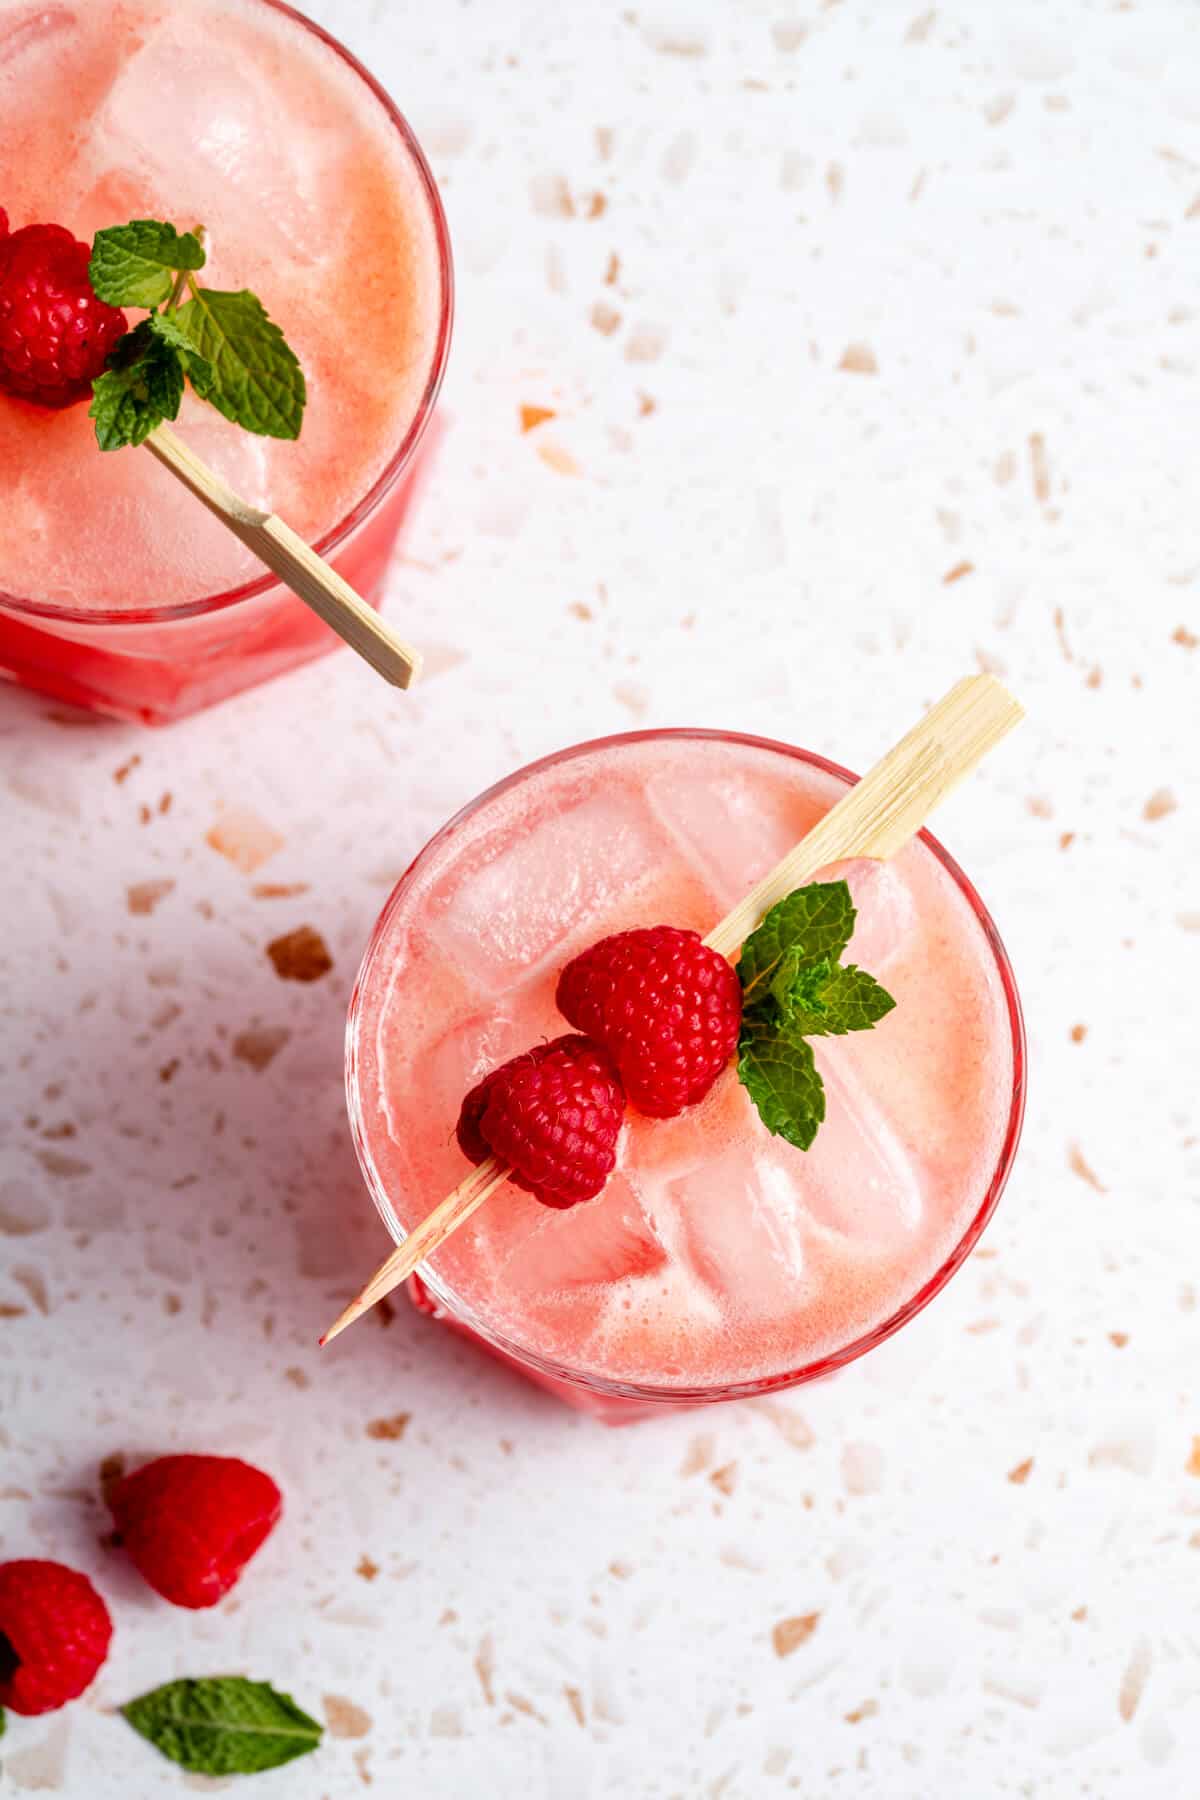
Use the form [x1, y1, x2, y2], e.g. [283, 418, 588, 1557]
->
[87, 218, 305, 451]
[736, 878, 896, 1150]
[121, 1676, 322, 1775]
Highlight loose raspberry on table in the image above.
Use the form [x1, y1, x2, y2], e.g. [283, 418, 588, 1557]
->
[109, 1454, 283, 1610]
[0, 221, 127, 409]
[457, 1034, 625, 1208]
[0, 1559, 113, 1716]
[557, 926, 743, 1117]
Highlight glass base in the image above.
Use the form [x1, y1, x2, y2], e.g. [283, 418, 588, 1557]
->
[407, 1276, 693, 1425]
[0, 433, 436, 725]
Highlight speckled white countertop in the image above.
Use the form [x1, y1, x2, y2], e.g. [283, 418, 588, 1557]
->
[1, 1, 1198, 1794]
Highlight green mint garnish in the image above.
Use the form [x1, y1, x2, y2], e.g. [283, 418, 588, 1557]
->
[737, 1013, 826, 1151]
[90, 319, 186, 450]
[736, 878, 896, 1151]
[90, 220, 207, 309]
[121, 1676, 322, 1776]
[88, 217, 305, 452]
[171, 289, 305, 439]
[0, 1704, 6, 1740]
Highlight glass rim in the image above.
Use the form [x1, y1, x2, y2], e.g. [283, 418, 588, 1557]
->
[0, 0, 454, 628]
[345, 726, 1028, 1407]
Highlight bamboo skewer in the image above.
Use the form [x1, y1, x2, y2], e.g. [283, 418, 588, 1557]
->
[320, 673, 1023, 1346]
[145, 423, 422, 690]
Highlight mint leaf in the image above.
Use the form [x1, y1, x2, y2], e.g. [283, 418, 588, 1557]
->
[737, 881, 857, 1009]
[89, 321, 184, 451]
[89, 220, 206, 308]
[736, 878, 896, 1151]
[173, 289, 305, 439]
[0, 1704, 6, 1740]
[774, 957, 896, 1037]
[121, 1677, 322, 1775]
[146, 311, 213, 390]
[737, 1015, 826, 1151]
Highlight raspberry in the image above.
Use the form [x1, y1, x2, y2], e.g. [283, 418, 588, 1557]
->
[0, 221, 127, 409]
[457, 1034, 625, 1208]
[557, 926, 743, 1117]
[109, 1455, 282, 1610]
[0, 1560, 112, 1716]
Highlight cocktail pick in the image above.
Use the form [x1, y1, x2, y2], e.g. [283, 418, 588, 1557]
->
[145, 424, 421, 689]
[320, 673, 1023, 1345]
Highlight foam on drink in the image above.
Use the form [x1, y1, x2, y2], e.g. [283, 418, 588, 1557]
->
[354, 736, 1018, 1391]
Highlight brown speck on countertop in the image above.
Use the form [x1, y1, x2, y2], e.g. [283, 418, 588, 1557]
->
[680, 1434, 714, 1476]
[520, 404, 556, 433]
[366, 1413, 411, 1442]
[1143, 787, 1177, 822]
[126, 879, 175, 916]
[1172, 624, 1198, 648]
[838, 342, 877, 374]
[1109, 1332, 1129, 1348]
[356, 1554, 379, 1581]
[591, 300, 622, 337]
[564, 1684, 586, 1726]
[845, 1698, 880, 1724]
[1030, 433, 1051, 504]
[1070, 1024, 1087, 1043]
[1187, 1437, 1200, 1476]
[1117, 1639, 1152, 1722]
[537, 442, 581, 476]
[772, 1614, 819, 1657]
[324, 1695, 373, 1739]
[474, 1635, 496, 1706]
[943, 561, 975, 584]
[231, 1026, 290, 1071]
[1059, 831, 1075, 850]
[266, 925, 333, 982]
[1068, 1144, 1106, 1192]
[205, 806, 285, 874]
[709, 1462, 738, 1496]
[587, 191, 607, 218]
[1026, 796, 1053, 819]
[284, 1366, 310, 1389]
[569, 600, 594, 622]
[1008, 1458, 1034, 1485]
[113, 754, 141, 784]
[252, 881, 310, 899]
[603, 251, 620, 285]
[98, 1451, 126, 1507]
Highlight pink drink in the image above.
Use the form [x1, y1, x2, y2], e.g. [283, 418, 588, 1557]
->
[348, 732, 1025, 1420]
[0, 0, 450, 722]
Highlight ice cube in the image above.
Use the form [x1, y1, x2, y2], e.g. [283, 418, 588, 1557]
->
[824, 858, 917, 973]
[663, 1142, 810, 1320]
[416, 1009, 531, 1141]
[498, 1175, 668, 1297]
[90, 15, 326, 264]
[788, 1044, 925, 1246]
[0, 4, 75, 68]
[646, 768, 807, 908]
[423, 791, 666, 995]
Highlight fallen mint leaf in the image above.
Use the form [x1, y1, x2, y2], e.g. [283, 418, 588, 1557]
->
[121, 1676, 322, 1775]
[173, 288, 306, 439]
[736, 1015, 825, 1151]
[89, 220, 206, 309]
[737, 881, 857, 1009]
[0, 1704, 6, 1740]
